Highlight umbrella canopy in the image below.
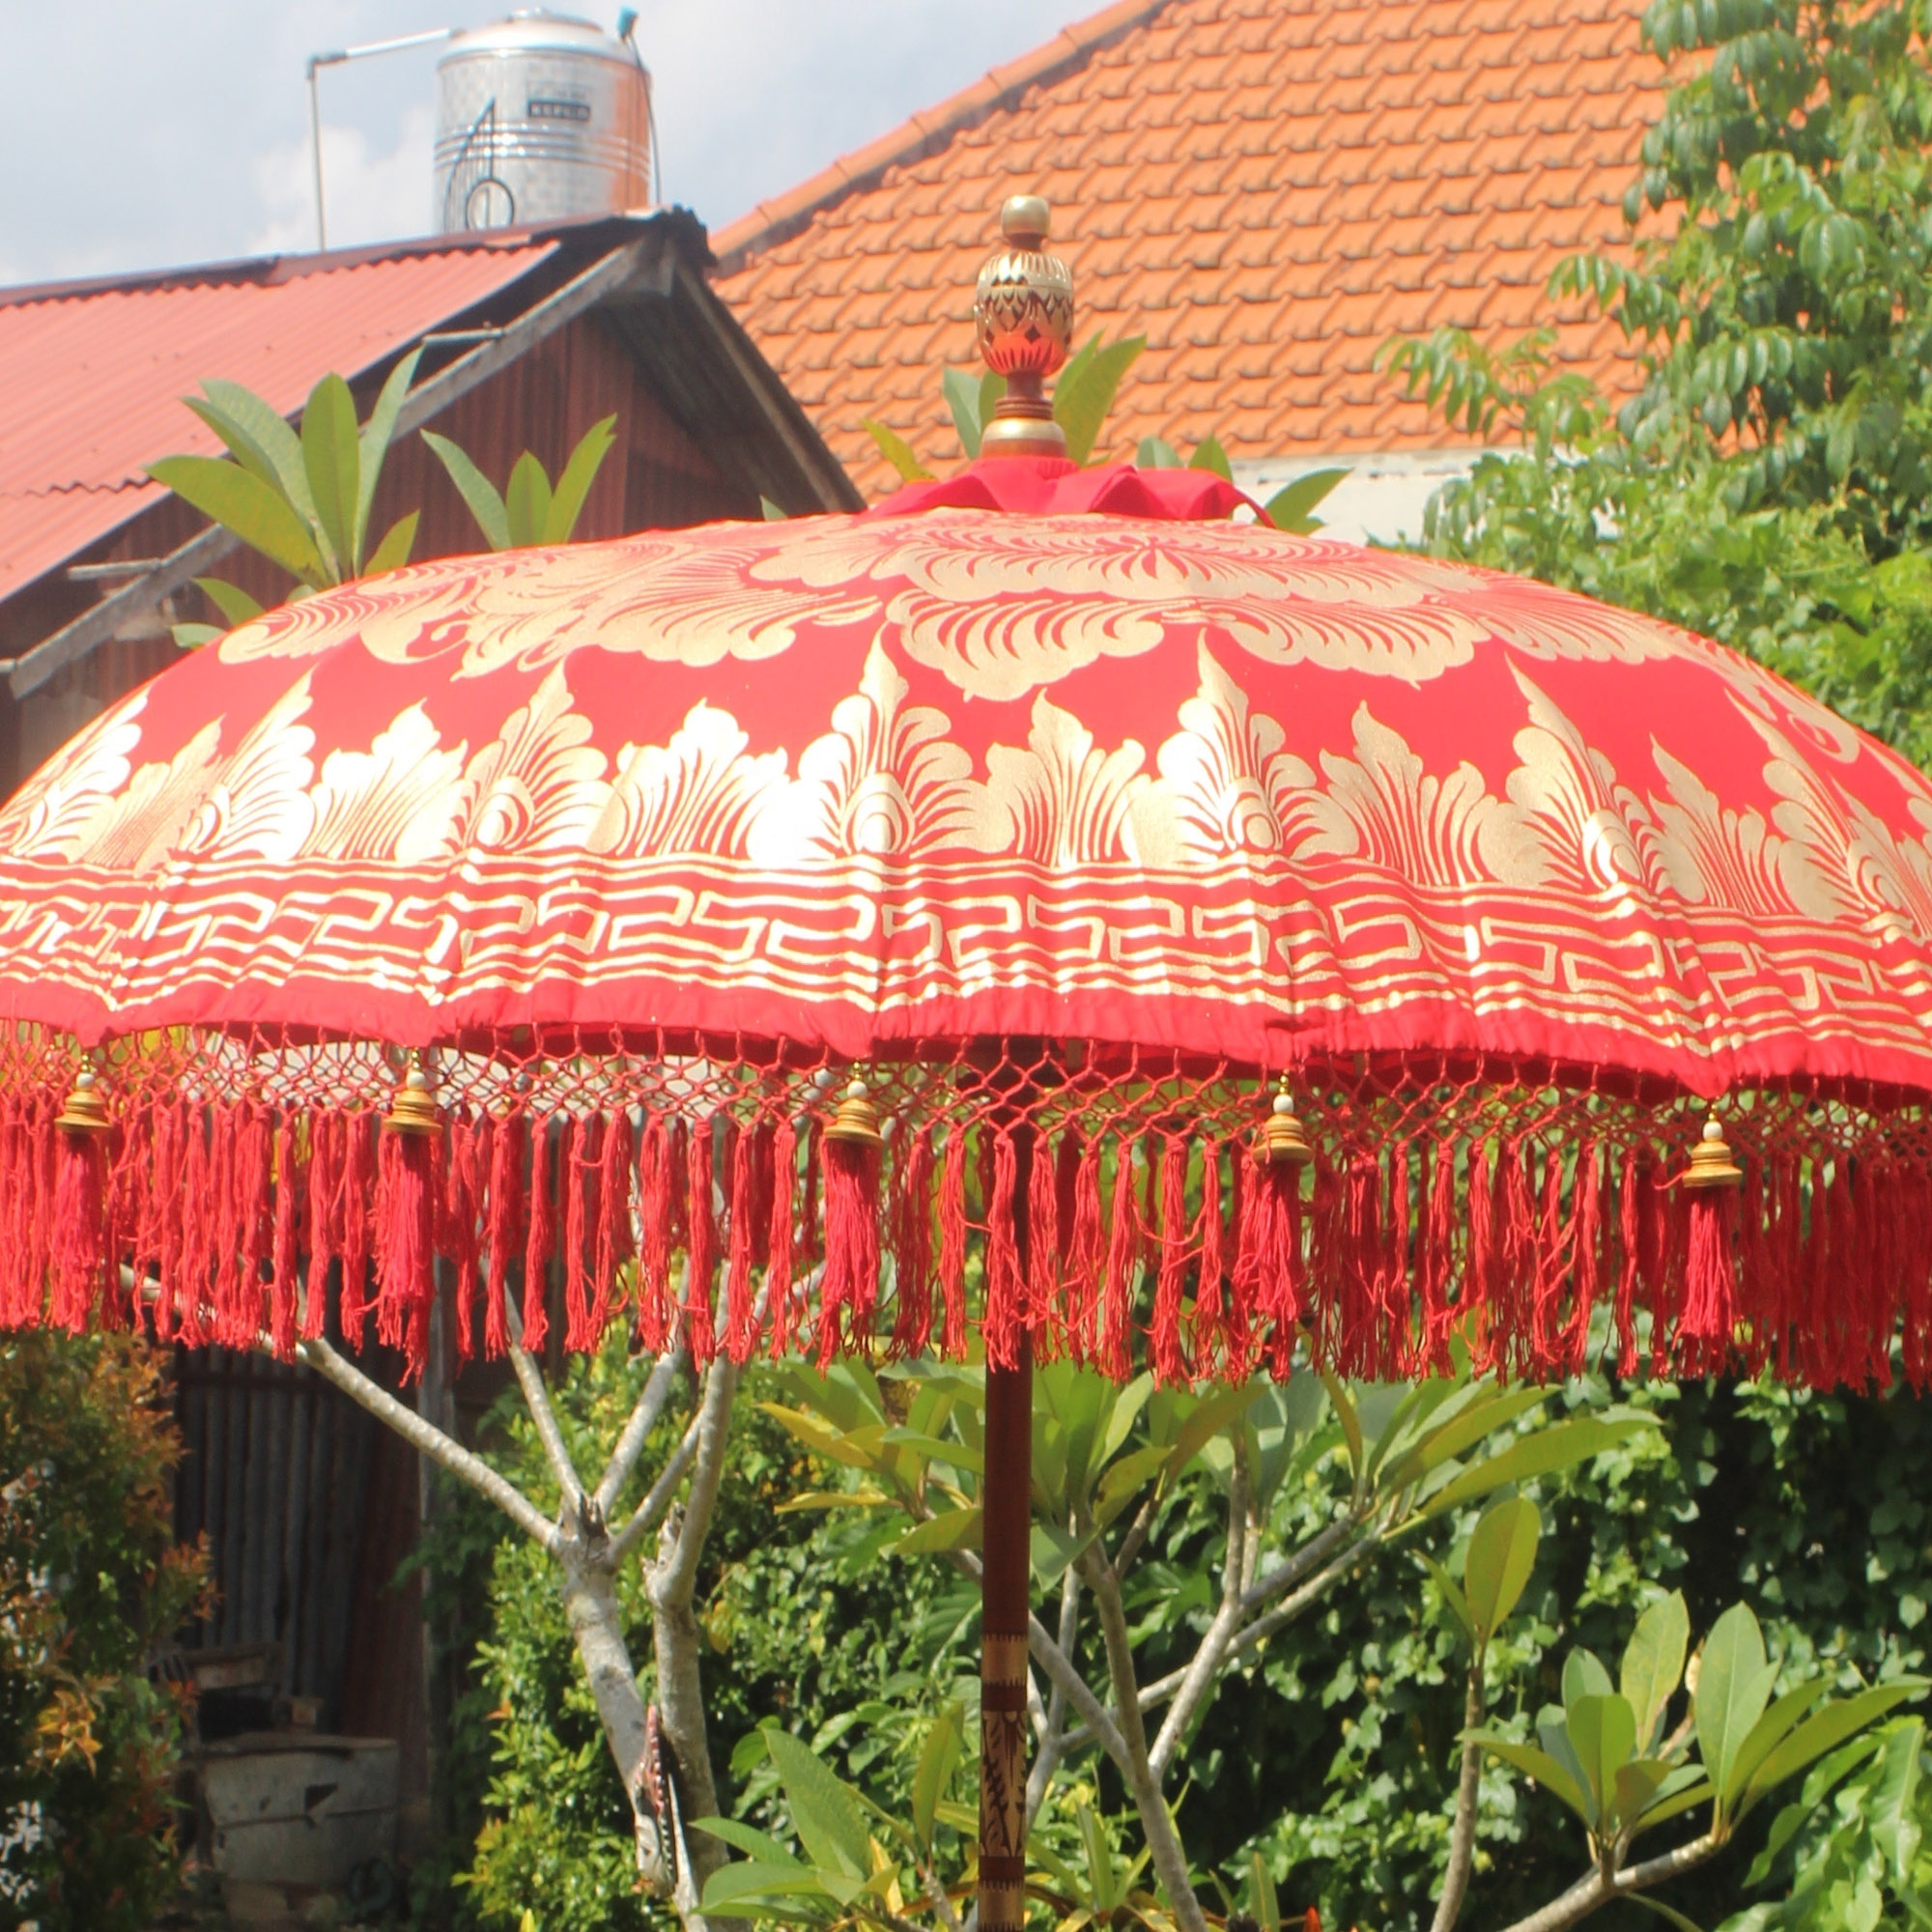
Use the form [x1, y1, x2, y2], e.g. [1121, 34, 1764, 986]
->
[2, 449, 1931, 1388]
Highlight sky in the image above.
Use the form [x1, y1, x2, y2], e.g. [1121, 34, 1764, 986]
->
[0, 1, 1102, 287]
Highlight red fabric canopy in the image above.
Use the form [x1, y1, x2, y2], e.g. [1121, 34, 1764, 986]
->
[2, 458, 1929, 1389]
[2, 458, 1928, 1100]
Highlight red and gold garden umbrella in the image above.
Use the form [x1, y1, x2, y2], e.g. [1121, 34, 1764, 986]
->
[8, 199, 1932, 1928]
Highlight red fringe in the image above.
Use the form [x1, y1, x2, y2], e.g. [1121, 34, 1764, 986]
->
[1151, 1135, 1191, 1386]
[819, 1126, 880, 1366]
[522, 1113, 559, 1357]
[1194, 1141, 1230, 1378]
[339, 1111, 377, 1351]
[890, 1126, 935, 1359]
[301, 1111, 341, 1342]
[483, 1112, 524, 1360]
[1566, 1143, 1602, 1377]
[1415, 1139, 1456, 1375]
[1027, 1128, 1061, 1358]
[686, 1118, 719, 1366]
[767, 1118, 798, 1360]
[376, 1128, 437, 1379]
[270, 1115, 301, 1359]
[637, 1114, 675, 1354]
[1683, 1185, 1740, 1372]
[593, 1109, 634, 1351]
[1098, 1138, 1141, 1379]
[724, 1121, 758, 1364]
[983, 1129, 1024, 1371]
[1065, 1136, 1105, 1361]
[49, 1126, 107, 1334]
[562, 1115, 598, 1354]
[937, 1127, 969, 1360]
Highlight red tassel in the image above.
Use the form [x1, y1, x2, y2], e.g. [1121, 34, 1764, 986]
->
[1464, 1142, 1494, 1369]
[724, 1121, 758, 1364]
[1027, 1128, 1061, 1357]
[300, 1111, 340, 1341]
[767, 1118, 798, 1360]
[270, 1115, 301, 1359]
[1640, 1159, 1676, 1376]
[176, 1110, 210, 1349]
[148, 1102, 182, 1343]
[1151, 1135, 1191, 1385]
[49, 1126, 107, 1334]
[339, 1110, 377, 1351]
[1614, 1148, 1641, 1376]
[1530, 1147, 1568, 1374]
[100, 1109, 147, 1333]
[377, 1128, 437, 1380]
[1497, 1142, 1537, 1378]
[1566, 1143, 1602, 1376]
[1385, 1143, 1412, 1380]
[1681, 1187, 1740, 1371]
[592, 1109, 634, 1350]
[890, 1125, 935, 1359]
[636, 1115, 674, 1353]
[1413, 1139, 1456, 1373]
[522, 1113, 560, 1357]
[1099, 1138, 1141, 1379]
[936, 1127, 969, 1360]
[1195, 1142, 1230, 1378]
[686, 1118, 720, 1365]
[1065, 1135, 1105, 1362]
[983, 1129, 1025, 1372]
[818, 1124, 880, 1366]
[483, 1112, 524, 1360]
[444, 1113, 485, 1366]
[795, 1120, 820, 1277]
[562, 1115, 599, 1353]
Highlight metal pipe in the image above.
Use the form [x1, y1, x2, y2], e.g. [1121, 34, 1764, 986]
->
[305, 27, 455, 254]
[979, 1128, 1036, 1932]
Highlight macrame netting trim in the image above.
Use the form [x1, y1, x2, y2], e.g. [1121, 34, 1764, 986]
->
[5, 1027, 1929, 1391]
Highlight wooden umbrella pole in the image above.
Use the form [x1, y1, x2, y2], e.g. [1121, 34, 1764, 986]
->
[980, 1337, 1033, 1928]
[980, 1125, 1035, 1932]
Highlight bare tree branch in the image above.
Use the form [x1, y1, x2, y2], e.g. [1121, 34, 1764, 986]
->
[609, 1406, 704, 1566]
[1026, 1566, 1081, 1830]
[295, 1333, 559, 1552]
[1431, 1650, 1487, 1932]
[504, 1293, 584, 1516]
[1496, 1833, 1722, 1932]
[1148, 1453, 1249, 1780]
[594, 1350, 686, 1517]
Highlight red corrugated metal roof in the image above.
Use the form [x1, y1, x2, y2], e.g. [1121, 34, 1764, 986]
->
[0, 236, 557, 606]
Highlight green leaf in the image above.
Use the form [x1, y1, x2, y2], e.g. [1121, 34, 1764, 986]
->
[1159, 1382, 1266, 1487]
[1614, 1758, 1673, 1833]
[1463, 1495, 1540, 1644]
[894, 1507, 982, 1554]
[299, 372, 360, 578]
[759, 1403, 887, 1472]
[861, 417, 934, 484]
[699, 1860, 841, 1918]
[1724, 1678, 1829, 1806]
[692, 1816, 796, 1863]
[1630, 1768, 1717, 1835]
[504, 450, 554, 549]
[1568, 1693, 1639, 1825]
[171, 622, 223, 649]
[1747, 1736, 1882, 1883]
[543, 413, 617, 543]
[1471, 1733, 1594, 1827]
[1189, 434, 1234, 480]
[1322, 1371, 1366, 1481]
[1621, 1592, 1690, 1751]
[1054, 334, 1146, 464]
[193, 577, 265, 628]
[189, 380, 315, 520]
[1264, 467, 1349, 534]
[1694, 1604, 1776, 1807]
[423, 430, 512, 551]
[773, 1489, 894, 1513]
[1741, 1681, 1929, 1813]
[1418, 1551, 1476, 1646]
[1563, 1649, 1614, 1712]
[942, 366, 987, 459]
[363, 511, 418, 579]
[765, 1731, 872, 1880]
[761, 495, 789, 521]
[911, 1703, 963, 1854]
[1419, 1414, 1653, 1519]
[880, 1429, 982, 1474]
[1137, 435, 1183, 469]
[1093, 1443, 1172, 1527]
[1381, 1385, 1549, 1493]
[149, 455, 325, 582]
[353, 347, 421, 570]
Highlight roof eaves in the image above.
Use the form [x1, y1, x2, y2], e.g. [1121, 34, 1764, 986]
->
[710, 0, 1178, 277]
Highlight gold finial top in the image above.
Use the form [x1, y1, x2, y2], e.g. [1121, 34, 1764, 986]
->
[975, 193, 1073, 459]
[1682, 1115, 1743, 1191]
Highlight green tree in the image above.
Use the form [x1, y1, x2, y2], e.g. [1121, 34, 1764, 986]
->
[0, 1334, 207, 1932]
[1382, 0, 1932, 764]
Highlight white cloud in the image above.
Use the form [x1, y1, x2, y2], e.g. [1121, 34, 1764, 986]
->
[251, 102, 436, 256]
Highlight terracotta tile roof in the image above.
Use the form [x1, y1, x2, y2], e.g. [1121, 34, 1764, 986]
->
[0, 235, 555, 606]
[714, 0, 1664, 499]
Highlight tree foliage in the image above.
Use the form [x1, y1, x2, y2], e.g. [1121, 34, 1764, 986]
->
[0, 1334, 206, 1932]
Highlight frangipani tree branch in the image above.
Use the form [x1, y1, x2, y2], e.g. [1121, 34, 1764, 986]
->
[1499, 1833, 1722, 1932]
[504, 1294, 585, 1517]
[595, 1350, 686, 1516]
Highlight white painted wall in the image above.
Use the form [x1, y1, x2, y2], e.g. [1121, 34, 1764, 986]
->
[1233, 449, 1485, 549]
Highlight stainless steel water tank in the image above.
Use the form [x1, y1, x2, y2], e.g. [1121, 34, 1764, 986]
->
[434, 11, 650, 234]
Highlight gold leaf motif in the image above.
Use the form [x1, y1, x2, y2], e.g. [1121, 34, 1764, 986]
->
[303, 702, 467, 865]
[982, 695, 1180, 867]
[445, 667, 611, 856]
[750, 642, 998, 864]
[0, 689, 151, 860]
[175, 677, 322, 865]
[600, 702, 790, 860]
[1154, 641, 1315, 857]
